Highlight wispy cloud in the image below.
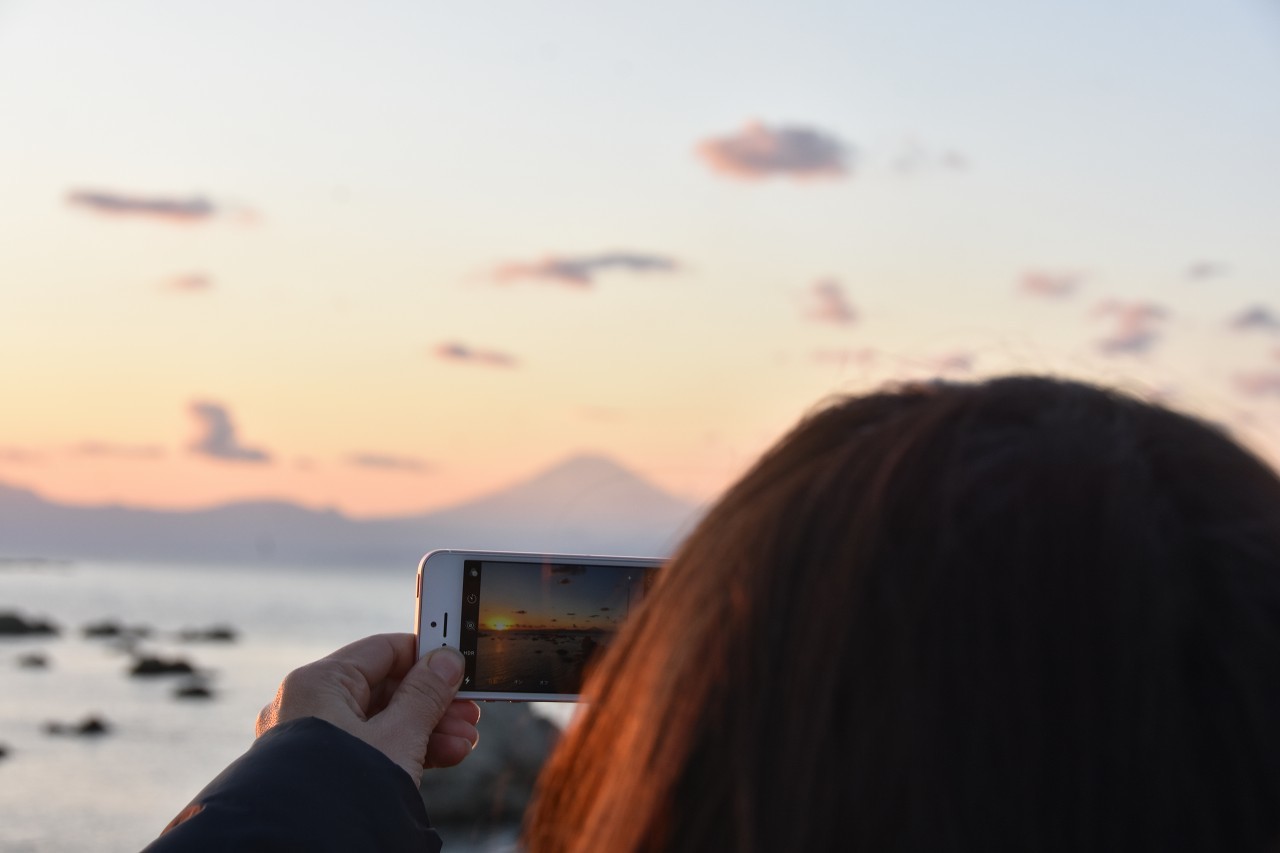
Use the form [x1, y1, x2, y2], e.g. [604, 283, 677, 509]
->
[1229, 305, 1280, 334]
[891, 140, 970, 175]
[72, 441, 165, 459]
[164, 273, 213, 293]
[67, 189, 218, 223]
[0, 447, 41, 464]
[346, 453, 431, 473]
[492, 252, 679, 288]
[813, 347, 878, 368]
[928, 352, 974, 374]
[1233, 371, 1280, 398]
[1019, 271, 1081, 298]
[187, 401, 271, 463]
[434, 342, 518, 368]
[1187, 261, 1229, 281]
[696, 121, 849, 180]
[804, 278, 857, 324]
[1093, 300, 1169, 355]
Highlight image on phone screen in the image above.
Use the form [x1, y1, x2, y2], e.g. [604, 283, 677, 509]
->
[460, 559, 660, 695]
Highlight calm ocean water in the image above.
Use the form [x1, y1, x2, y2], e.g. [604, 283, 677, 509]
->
[0, 561, 545, 852]
[474, 631, 607, 692]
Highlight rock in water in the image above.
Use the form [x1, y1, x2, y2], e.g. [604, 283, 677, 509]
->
[177, 625, 237, 643]
[174, 680, 214, 699]
[78, 716, 109, 735]
[129, 656, 196, 676]
[0, 611, 59, 636]
[83, 619, 151, 640]
[45, 715, 111, 736]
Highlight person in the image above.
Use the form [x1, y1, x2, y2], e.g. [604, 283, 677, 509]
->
[144, 635, 477, 851]
[147, 376, 1280, 851]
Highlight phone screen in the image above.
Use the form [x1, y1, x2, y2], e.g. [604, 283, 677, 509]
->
[459, 558, 660, 695]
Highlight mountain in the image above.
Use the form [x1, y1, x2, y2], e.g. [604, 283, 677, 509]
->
[0, 455, 701, 569]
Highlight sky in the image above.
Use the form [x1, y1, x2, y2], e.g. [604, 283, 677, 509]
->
[1, 0, 1278, 517]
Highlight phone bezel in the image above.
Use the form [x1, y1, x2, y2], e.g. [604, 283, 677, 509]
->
[415, 548, 663, 702]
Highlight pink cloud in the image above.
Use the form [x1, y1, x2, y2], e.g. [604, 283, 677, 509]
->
[0, 447, 41, 464]
[1233, 371, 1280, 398]
[1229, 305, 1280, 334]
[1019, 271, 1081, 298]
[696, 121, 849, 180]
[188, 401, 272, 463]
[1092, 300, 1169, 355]
[73, 442, 165, 459]
[813, 347, 878, 368]
[805, 278, 857, 324]
[434, 342, 518, 368]
[68, 189, 218, 223]
[492, 252, 679, 288]
[165, 273, 213, 293]
[929, 352, 974, 374]
[346, 453, 431, 473]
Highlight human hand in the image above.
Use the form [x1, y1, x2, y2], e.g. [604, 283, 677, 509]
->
[256, 633, 480, 784]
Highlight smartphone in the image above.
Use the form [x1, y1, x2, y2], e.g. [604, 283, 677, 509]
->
[415, 549, 663, 702]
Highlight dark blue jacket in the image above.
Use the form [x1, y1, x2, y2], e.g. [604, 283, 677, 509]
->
[143, 717, 442, 852]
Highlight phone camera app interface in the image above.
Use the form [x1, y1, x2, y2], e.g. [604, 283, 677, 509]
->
[460, 559, 658, 695]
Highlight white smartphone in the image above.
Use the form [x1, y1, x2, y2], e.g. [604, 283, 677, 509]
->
[415, 549, 663, 702]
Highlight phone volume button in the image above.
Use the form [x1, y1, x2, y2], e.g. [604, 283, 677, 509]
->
[416, 573, 422, 599]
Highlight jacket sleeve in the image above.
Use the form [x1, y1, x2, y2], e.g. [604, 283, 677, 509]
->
[142, 716, 443, 853]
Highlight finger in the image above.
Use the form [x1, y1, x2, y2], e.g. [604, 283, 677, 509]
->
[425, 732, 475, 769]
[378, 647, 465, 734]
[437, 696, 481, 722]
[431, 713, 478, 743]
[256, 688, 284, 737]
[321, 633, 417, 692]
[438, 699, 481, 727]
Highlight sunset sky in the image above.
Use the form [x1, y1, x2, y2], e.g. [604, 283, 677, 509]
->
[477, 561, 650, 632]
[1, 1, 1278, 517]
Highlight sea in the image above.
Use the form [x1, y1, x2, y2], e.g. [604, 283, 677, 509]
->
[0, 560, 555, 852]
[473, 631, 606, 693]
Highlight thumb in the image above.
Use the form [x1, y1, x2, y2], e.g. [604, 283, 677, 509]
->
[381, 647, 465, 731]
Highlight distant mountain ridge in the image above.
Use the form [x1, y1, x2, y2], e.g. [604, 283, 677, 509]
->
[0, 455, 701, 569]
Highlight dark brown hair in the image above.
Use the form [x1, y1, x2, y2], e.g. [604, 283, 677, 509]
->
[525, 376, 1280, 852]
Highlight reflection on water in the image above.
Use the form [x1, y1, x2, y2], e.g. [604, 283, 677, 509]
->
[475, 631, 606, 693]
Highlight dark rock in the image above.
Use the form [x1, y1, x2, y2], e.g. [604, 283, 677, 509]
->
[83, 620, 123, 638]
[0, 611, 58, 636]
[17, 651, 49, 669]
[130, 655, 196, 676]
[174, 680, 214, 699]
[78, 716, 109, 735]
[83, 620, 151, 639]
[45, 715, 110, 736]
[420, 703, 560, 826]
[177, 624, 237, 643]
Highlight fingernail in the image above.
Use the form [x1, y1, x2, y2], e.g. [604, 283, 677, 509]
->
[427, 647, 464, 686]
